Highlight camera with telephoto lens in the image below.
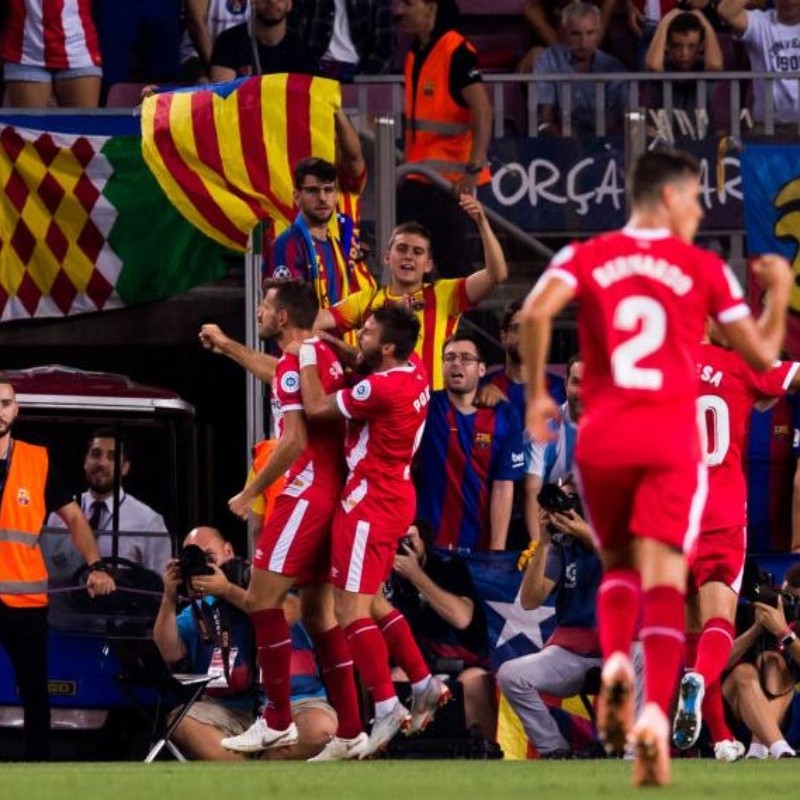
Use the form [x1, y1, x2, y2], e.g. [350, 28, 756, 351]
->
[178, 544, 215, 582]
[741, 561, 800, 624]
[179, 544, 250, 588]
[537, 482, 583, 517]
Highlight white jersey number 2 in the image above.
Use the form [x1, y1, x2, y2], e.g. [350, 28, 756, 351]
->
[611, 296, 667, 390]
[697, 394, 730, 467]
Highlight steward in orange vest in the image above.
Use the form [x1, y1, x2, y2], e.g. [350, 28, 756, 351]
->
[404, 28, 491, 189]
[0, 440, 51, 608]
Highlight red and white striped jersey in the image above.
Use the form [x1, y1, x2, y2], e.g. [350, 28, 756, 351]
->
[0, 0, 102, 70]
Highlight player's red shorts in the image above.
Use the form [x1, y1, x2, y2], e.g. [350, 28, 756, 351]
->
[252, 489, 335, 586]
[686, 525, 746, 596]
[577, 458, 707, 552]
[328, 504, 407, 594]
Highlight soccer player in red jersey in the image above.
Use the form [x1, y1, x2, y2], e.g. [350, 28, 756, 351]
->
[220, 280, 367, 758]
[672, 330, 800, 761]
[521, 148, 792, 786]
[298, 303, 432, 755]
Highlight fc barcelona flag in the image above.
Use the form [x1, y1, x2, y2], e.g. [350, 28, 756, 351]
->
[141, 74, 340, 252]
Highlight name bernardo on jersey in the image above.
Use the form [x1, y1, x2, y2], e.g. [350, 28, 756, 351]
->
[592, 254, 694, 295]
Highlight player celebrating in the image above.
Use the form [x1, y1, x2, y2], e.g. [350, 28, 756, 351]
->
[220, 280, 367, 757]
[298, 304, 432, 755]
[672, 327, 800, 761]
[521, 147, 792, 786]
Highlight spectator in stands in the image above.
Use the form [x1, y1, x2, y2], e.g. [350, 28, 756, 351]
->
[315, 196, 508, 390]
[153, 526, 337, 760]
[524, 354, 582, 544]
[718, 0, 800, 133]
[416, 333, 525, 552]
[373, 519, 496, 740]
[289, 0, 393, 81]
[721, 563, 800, 759]
[265, 152, 375, 310]
[395, 0, 492, 279]
[0, 0, 102, 108]
[210, 0, 318, 80]
[533, 1, 627, 136]
[43, 429, 171, 580]
[644, 9, 724, 129]
[182, 0, 250, 83]
[747, 395, 798, 552]
[496, 478, 602, 758]
[517, 0, 616, 72]
[93, 0, 182, 94]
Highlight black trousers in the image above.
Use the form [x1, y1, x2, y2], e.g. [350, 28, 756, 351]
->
[0, 600, 50, 760]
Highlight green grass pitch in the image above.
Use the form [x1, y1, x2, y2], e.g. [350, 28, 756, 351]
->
[1, 759, 794, 800]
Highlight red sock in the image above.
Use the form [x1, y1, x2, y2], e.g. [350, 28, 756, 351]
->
[251, 608, 293, 730]
[702, 678, 734, 743]
[641, 585, 685, 715]
[311, 626, 364, 739]
[598, 568, 641, 660]
[684, 630, 700, 671]
[695, 617, 735, 687]
[343, 619, 396, 704]
[378, 609, 430, 684]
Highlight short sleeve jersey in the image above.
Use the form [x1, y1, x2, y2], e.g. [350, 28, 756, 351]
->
[697, 342, 798, 530]
[328, 278, 472, 390]
[335, 359, 430, 525]
[546, 227, 750, 466]
[272, 339, 346, 488]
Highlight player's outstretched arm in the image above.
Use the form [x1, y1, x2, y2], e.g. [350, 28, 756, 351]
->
[463, 194, 509, 304]
[521, 274, 574, 443]
[298, 343, 342, 420]
[228, 411, 308, 519]
[199, 324, 278, 382]
[722, 254, 792, 372]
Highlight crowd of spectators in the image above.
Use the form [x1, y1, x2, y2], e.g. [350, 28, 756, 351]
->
[0, 0, 793, 139]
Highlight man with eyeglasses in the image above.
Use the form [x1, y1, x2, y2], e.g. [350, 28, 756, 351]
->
[416, 333, 525, 552]
[266, 153, 376, 311]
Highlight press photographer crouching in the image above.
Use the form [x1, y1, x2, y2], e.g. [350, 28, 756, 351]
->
[372, 520, 497, 741]
[153, 526, 336, 760]
[721, 562, 800, 759]
[496, 478, 603, 758]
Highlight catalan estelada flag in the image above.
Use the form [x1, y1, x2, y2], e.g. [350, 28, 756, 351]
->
[141, 74, 340, 251]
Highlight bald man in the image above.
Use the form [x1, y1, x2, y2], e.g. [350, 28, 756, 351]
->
[153, 526, 336, 760]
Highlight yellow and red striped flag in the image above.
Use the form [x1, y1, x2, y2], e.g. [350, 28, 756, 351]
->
[141, 74, 340, 252]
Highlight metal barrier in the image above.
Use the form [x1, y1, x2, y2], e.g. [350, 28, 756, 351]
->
[343, 70, 800, 140]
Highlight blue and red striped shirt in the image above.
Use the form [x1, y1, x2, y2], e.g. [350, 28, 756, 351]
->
[417, 391, 525, 551]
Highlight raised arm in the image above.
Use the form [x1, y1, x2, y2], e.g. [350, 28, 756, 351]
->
[717, 0, 749, 35]
[462, 194, 508, 303]
[695, 10, 724, 71]
[721, 254, 792, 372]
[199, 324, 278, 383]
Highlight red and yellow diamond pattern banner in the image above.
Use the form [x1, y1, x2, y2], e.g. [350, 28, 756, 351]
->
[0, 126, 120, 320]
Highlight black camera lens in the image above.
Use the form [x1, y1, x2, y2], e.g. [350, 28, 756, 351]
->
[179, 544, 215, 581]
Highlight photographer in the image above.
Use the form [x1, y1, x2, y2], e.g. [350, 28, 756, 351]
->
[371, 520, 496, 741]
[721, 563, 800, 759]
[496, 480, 602, 758]
[153, 526, 336, 760]
[525, 354, 582, 544]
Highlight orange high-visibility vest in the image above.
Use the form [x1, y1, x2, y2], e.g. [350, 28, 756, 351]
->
[250, 439, 286, 522]
[404, 30, 491, 186]
[0, 440, 49, 608]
